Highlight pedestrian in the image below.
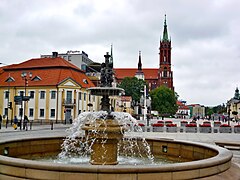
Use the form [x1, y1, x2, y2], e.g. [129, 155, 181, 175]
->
[13, 116, 18, 130]
[6, 116, 9, 128]
[23, 115, 29, 131]
[0, 114, 2, 129]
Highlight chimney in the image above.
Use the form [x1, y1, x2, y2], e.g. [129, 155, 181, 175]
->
[52, 52, 58, 58]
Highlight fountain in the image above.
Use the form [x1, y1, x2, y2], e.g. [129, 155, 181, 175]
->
[81, 52, 126, 165]
[0, 52, 234, 179]
[58, 52, 153, 165]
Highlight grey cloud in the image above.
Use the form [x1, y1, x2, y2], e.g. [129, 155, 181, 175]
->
[0, 0, 240, 106]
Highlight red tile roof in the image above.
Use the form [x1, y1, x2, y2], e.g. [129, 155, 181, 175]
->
[177, 101, 190, 110]
[188, 104, 201, 107]
[114, 68, 158, 80]
[0, 57, 95, 88]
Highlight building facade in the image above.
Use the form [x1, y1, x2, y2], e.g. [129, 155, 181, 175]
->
[227, 87, 240, 120]
[176, 101, 190, 119]
[41, 51, 94, 71]
[188, 104, 205, 119]
[0, 56, 100, 123]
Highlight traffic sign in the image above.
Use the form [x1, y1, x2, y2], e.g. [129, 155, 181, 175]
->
[14, 96, 22, 102]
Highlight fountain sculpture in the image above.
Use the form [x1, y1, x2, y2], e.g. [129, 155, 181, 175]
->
[82, 52, 126, 165]
[58, 52, 153, 165]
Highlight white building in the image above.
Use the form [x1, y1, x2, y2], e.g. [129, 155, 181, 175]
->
[41, 51, 94, 71]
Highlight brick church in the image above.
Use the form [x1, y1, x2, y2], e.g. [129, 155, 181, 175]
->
[114, 15, 174, 91]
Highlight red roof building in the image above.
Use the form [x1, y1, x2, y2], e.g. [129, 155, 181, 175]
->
[0, 57, 94, 88]
[0, 56, 97, 124]
[176, 101, 190, 119]
[114, 68, 159, 90]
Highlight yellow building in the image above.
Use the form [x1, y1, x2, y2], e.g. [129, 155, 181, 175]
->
[114, 96, 133, 114]
[0, 56, 100, 124]
[227, 87, 240, 120]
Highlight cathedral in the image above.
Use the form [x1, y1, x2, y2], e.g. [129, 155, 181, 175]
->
[114, 15, 174, 91]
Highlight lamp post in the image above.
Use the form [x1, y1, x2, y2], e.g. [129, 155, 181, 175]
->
[227, 102, 231, 126]
[143, 85, 147, 125]
[21, 72, 32, 130]
[6, 74, 11, 128]
[1, 63, 11, 128]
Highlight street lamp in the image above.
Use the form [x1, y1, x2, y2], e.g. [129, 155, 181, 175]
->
[21, 72, 32, 130]
[226, 102, 231, 126]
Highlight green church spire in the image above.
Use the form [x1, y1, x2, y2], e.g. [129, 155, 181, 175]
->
[162, 14, 169, 42]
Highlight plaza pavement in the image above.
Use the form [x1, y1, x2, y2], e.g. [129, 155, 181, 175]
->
[0, 119, 240, 179]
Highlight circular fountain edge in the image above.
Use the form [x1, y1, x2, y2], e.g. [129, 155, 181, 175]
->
[0, 136, 233, 179]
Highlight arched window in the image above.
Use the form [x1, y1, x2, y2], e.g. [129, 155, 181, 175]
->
[163, 67, 167, 77]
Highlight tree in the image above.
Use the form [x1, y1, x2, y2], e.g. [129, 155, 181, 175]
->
[205, 104, 227, 116]
[205, 107, 214, 117]
[150, 86, 178, 119]
[118, 77, 146, 105]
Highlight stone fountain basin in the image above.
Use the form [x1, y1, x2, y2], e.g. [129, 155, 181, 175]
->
[88, 87, 124, 96]
[0, 136, 232, 180]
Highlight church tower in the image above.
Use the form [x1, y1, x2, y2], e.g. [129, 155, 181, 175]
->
[135, 51, 144, 80]
[158, 15, 174, 90]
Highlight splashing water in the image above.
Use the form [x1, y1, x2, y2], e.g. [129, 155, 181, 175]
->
[58, 111, 154, 164]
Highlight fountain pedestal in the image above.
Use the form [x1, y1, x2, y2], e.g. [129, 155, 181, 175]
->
[83, 119, 124, 165]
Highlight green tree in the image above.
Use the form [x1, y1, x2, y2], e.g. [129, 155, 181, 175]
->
[150, 86, 178, 119]
[206, 103, 227, 116]
[118, 77, 146, 105]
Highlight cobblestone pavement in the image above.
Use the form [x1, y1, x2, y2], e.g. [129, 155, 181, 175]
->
[0, 119, 240, 177]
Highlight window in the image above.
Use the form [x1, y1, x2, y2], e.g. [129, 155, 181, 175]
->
[66, 91, 72, 103]
[79, 92, 82, 100]
[89, 94, 91, 101]
[29, 108, 34, 117]
[20, 91, 24, 97]
[4, 108, 8, 116]
[51, 91, 56, 99]
[5, 91, 9, 99]
[30, 91, 35, 98]
[40, 109, 44, 117]
[5, 77, 15, 82]
[32, 76, 41, 81]
[81, 64, 86, 71]
[19, 108, 23, 117]
[83, 79, 88, 84]
[163, 67, 167, 77]
[84, 93, 86, 101]
[50, 109, 55, 117]
[40, 91, 45, 99]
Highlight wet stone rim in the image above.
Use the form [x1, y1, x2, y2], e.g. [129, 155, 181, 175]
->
[0, 136, 233, 179]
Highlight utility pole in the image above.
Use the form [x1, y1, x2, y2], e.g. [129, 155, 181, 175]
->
[143, 85, 147, 125]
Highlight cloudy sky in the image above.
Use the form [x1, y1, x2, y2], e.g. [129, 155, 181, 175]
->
[0, 0, 240, 106]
